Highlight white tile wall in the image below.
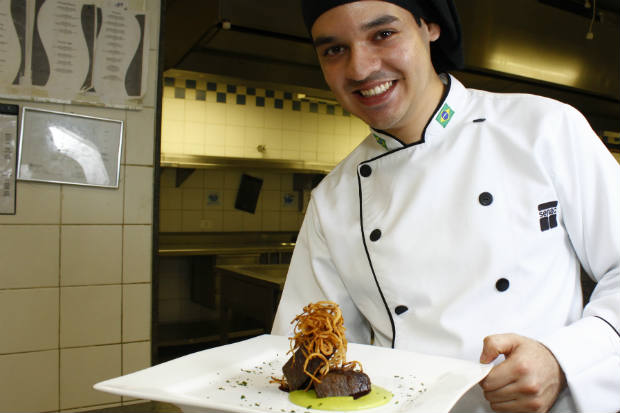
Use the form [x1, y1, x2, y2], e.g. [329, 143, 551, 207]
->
[61, 172, 125, 224]
[0, 225, 59, 289]
[60, 285, 122, 347]
[60, 225, 123, 286]
[124, 166, 154, 224]
[182, 188, 204, 210]
[0, 350, 59, 412]
[222, 210, 245, 232]
[141, 44, 160, 110]
[0, 182, 60, 224]
[123, 225, 152, 283]
[125, 108, 156, 166]
[0, 2, 159, 411]
[160, 186, 182, 210]
[122, 283, 151, 342]
[159, 168, 307, 232]
[0, 288, 59, 353]
[182, 210, 203, 231]
[122, 341, 151, 375]
[159, 167, 308, 233]
[62, 402, 125, 413]
[161, 70, 369, 164]
[60, 345, 121, 409]
[159, 209, 182, 232]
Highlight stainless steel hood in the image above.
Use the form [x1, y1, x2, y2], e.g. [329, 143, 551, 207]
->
[162, 0, 619, 131]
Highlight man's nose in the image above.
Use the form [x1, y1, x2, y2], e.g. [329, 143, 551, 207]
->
[346, 45, 380, 81]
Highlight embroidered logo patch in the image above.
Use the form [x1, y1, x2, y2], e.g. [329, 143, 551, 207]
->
[373, 133, 388, 150]
[538, 201, 559, 231]
[435, 103, 455, 128]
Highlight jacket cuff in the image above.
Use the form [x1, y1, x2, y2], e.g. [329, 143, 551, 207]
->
[540, 316, 620, 412]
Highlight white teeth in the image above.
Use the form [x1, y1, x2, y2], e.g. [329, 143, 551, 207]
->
[360, 81, 393, 97]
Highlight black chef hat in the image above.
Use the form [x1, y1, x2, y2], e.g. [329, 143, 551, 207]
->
[301, 0, 464, 73]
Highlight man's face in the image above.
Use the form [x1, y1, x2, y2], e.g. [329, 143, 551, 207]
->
[311, 1, 440, 135]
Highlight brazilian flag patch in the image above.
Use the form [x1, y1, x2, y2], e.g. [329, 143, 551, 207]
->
[373, 133, 388, 150]
[435, 103, 455, 128]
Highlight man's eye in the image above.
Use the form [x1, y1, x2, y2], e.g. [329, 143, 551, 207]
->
[375, 30, 394, 40]
[323, 46, 345, 57]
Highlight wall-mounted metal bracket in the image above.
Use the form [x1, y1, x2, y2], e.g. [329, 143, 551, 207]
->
[175, 168, 196, 187]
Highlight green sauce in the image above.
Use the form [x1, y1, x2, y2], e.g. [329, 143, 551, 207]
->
[289, 386, 393, 411]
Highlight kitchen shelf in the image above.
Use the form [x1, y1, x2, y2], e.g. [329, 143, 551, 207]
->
[161, 153, 335, 174]
[158, 232, 296, 257]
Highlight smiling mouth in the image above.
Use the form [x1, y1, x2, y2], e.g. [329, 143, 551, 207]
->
[358, 80, 394, 97]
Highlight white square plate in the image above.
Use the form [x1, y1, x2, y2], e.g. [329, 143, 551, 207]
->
[94, 335, 491, 413]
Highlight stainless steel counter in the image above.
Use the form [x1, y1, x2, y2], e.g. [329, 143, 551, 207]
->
[216, 263, 288, 344]
[155, 233, 295, 364]
[215, 264, 288, 288]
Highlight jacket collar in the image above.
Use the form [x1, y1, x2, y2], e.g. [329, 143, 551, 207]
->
[369, 74, 468, 151]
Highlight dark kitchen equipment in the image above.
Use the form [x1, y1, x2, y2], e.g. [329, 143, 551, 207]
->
[235, 173, 263, 213]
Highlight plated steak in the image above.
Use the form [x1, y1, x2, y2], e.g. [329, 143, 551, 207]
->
[314, 369, 371, 399]
[282, 347, 325, 391]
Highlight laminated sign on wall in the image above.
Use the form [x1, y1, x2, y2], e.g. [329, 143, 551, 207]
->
[0, 0, 149, 108]
[17, 107, 123, 188]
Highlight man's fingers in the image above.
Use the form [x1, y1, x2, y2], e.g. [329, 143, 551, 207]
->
[488, 399, 531, 413]
[488, 397, 547, 413]
[482, 381, 523, 403]
[480, 333, 522, 363]
[479, 334, 527, 392]
[480, 358, 520, 392]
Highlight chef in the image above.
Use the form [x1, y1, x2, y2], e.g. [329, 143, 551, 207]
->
[271, 0, 620, 412]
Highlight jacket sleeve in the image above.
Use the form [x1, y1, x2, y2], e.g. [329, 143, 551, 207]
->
[538, 104, 620, 413]
[271, 197, 371, 344]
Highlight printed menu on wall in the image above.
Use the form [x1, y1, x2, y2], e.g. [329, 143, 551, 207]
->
[0, 0, 149, 108]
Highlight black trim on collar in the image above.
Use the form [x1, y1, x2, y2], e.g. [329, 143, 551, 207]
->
[595, 316, 620, 339]
[417, 74, 452, 145]
[373, 128, 408, 147]
[356, 169, 396, 348]
[365, 75, 453, 165]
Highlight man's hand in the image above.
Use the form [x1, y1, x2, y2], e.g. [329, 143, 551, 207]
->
[479, 333, 566, 412]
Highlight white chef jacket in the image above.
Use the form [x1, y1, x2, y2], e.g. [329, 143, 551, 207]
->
[272, 75, 620, 412]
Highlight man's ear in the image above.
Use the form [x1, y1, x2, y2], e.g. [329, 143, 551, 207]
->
[426, 22, 441, 42]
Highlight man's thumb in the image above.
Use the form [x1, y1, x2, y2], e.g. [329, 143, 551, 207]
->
[480, 333, 520, 364]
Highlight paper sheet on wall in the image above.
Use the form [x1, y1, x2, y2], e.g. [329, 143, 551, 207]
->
[0, 0, 148, 108]
[0, 106, 18, 214]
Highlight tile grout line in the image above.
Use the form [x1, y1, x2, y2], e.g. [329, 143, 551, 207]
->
[0, 281, 150, 292]
[121, 140, 127, 388]
[58, 180, 64, 412]
[0, 340, 149, 357]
